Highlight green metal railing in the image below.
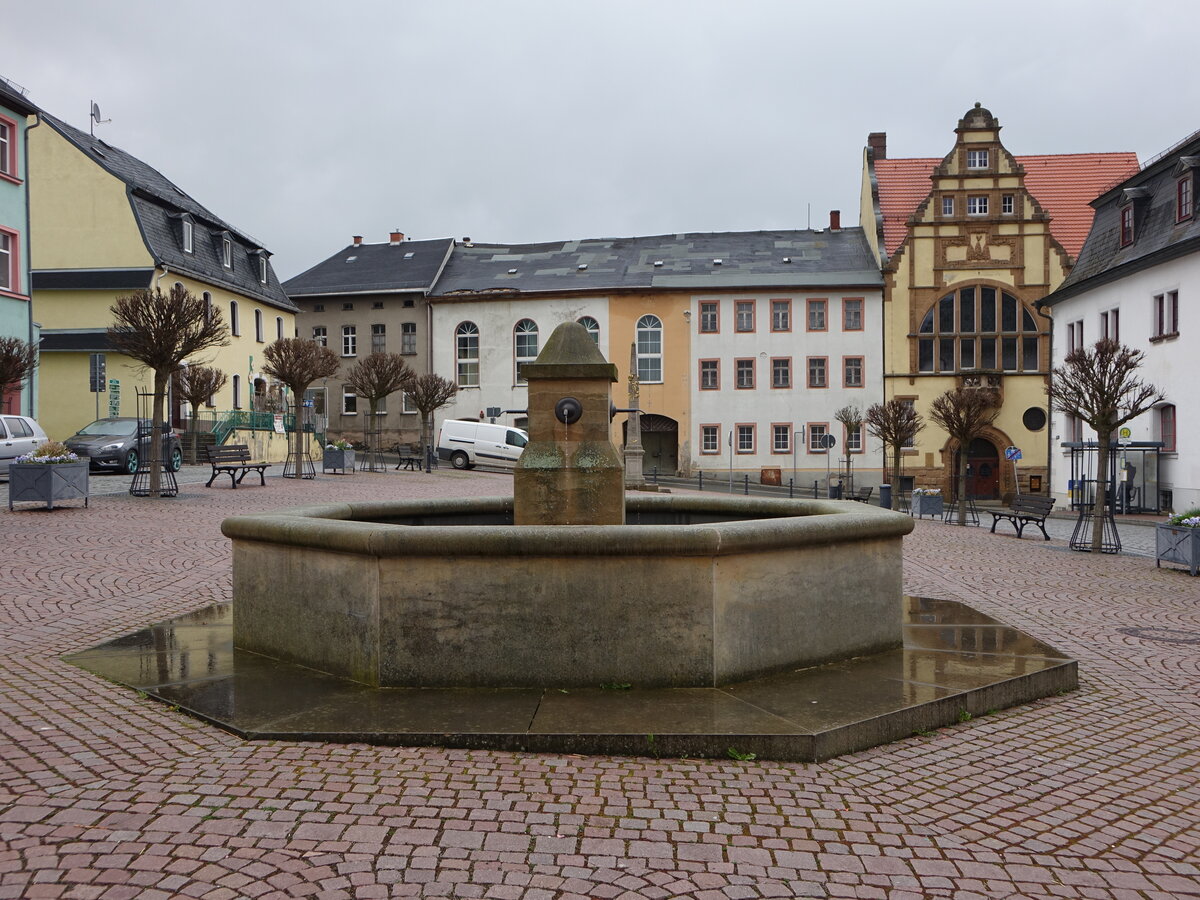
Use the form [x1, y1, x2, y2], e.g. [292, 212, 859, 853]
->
[188, 410, 325, 447]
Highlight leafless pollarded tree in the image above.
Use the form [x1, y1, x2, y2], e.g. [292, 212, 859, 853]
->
[343, 353, 415, 450]
[865, 398, 923, 492]
[929, 387, 1001, 525]
[405, 372, 458, 472]
[108, 285, 229, 496]
[261, 337, 341, 477]
[834, 404, 864, 492]
[0, 337, 38, 403]
[1048, 338, 1164, 551]
[175, 365, 228, 463]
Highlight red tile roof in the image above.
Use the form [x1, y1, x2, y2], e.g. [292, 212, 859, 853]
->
[874, 152, 1140, 259]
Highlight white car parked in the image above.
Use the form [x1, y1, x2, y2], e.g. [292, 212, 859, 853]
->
[0, 414, 49, 477]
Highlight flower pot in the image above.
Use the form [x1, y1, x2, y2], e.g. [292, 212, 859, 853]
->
[1156, 523, 1200, 576]
[8, 461, 90, 510]
[911, 494, 943, 519]
[323, 448, 355, 474]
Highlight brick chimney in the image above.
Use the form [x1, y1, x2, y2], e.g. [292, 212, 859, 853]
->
[867, 132, 887, 160]
[830, 210, 841, 231]
[352, 235, 363, 246]
[390, 230, 405, 245]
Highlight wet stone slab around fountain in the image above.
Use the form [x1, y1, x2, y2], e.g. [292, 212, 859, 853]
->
[66, 596, 1077, 763]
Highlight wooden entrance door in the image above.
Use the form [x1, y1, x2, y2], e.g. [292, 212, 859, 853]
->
[966, 437, 1000, 500]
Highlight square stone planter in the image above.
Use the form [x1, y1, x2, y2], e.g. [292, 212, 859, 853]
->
[8, 461, 90, 510]
[911, 494, 943, 519]
[1156, 523, 1200, 576]
[322, 448, 355, 475]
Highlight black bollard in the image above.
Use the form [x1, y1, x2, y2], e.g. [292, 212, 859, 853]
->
[879, 484, 892, 509]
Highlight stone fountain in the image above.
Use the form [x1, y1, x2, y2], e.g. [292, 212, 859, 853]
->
[68, 323, 1077, 761]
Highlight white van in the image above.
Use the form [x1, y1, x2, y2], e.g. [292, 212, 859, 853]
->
[437, 419, 528, 469]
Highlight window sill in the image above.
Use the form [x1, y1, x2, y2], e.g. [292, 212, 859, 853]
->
[1149, 332, 1179, 343]
[0, 172, 22, 186]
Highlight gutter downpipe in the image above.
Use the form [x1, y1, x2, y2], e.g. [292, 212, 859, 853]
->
[24, 113, 40, 417]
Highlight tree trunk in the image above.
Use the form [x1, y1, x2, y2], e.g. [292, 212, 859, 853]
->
[892, 445, 902, 499]
[957, 446, 968, 525]
[1093, 433, 1111, 551]
[150, 371, 168, 497]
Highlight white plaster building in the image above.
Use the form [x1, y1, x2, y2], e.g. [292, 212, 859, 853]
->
[1038, 130, 1199, 512]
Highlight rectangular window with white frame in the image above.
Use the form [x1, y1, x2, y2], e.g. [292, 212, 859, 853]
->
[843, 298, 863, 331]
[845, 424, 863, 453]
[182, 219, 194, 254]
[342, 325, 357, 357]
[700, 424, 720, 455]
[1067, 320, 1083, 353]
[342, 391, 358, 415]
[222, 237, 233, 269]
[968, 195, 989, 215]
[735, 300, 755, 333]
[807, 299, 827, 331]
[843, 356, 864, 388]
[967, 149, 988, 169]
[1178, 176, 1193, 222]
[254, 309, 263, 342]
[401, 322, 417, 355]
[0, 228, 16, 293]
[808, 422, 829, 453]
[699, 359, 719, 390]
[0, 117, 14, 179]
[771, 299, 790, 332]
[402, 392, 418, 414]
[771, 423, 791, 454]
[942, 196, 954, 216]
[1002, 194, 1014, 214]
[371, 323, 386, 354]
[736, 424, 755, 454]
[771, 357, 791, 389]
[807, 357, 827, 389]
[312, 326, 327, 346]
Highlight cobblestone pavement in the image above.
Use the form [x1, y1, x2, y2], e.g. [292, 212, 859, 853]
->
[1, 469, 1197, 899]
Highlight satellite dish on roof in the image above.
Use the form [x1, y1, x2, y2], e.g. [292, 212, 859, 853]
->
[89, 100, 111, 137]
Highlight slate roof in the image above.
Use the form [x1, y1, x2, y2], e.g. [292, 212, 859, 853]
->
[1041, 130, 1200, 306]
[430, 229, 882, 297]
[0, 76, 37, 118]
[874, 152, 1140, 259]
[283, 238, 455, 297]
[40, 113, 296, 312]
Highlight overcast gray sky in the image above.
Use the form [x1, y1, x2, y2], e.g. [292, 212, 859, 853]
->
[7, 0, 1195, 280]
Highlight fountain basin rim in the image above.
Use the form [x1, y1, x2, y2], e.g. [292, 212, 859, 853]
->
[221, 493, 914, 558]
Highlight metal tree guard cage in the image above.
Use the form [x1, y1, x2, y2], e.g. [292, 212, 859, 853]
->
[282, 401, 315, 479]
[129, 389, 179, 498]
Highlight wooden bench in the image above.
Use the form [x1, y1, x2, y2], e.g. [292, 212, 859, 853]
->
[987, 495, 1055, 540]
[850, 487, 874, 504]
[204, 444, 272, 489]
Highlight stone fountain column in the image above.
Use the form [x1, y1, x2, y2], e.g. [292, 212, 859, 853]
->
[514, 322, 625, 525]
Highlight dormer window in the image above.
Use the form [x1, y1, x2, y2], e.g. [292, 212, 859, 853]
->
[182, 218, 194, 254]
[259, 256, 268, 284]
[1120, 206, 1134, 246]
[966, 149, 989, 169]
[222, 237, 233, 269]
[1178, 175, 1193, 222]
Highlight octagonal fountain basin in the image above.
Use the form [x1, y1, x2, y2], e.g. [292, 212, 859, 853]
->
[221, 493, 914, 690]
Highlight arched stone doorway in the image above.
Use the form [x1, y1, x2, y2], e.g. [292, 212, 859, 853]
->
[966, 437, 1000, 500]
[625, 414, 678, 476]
